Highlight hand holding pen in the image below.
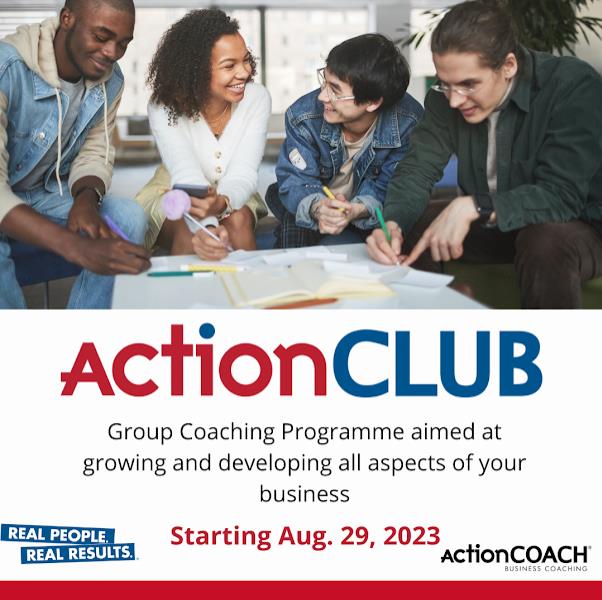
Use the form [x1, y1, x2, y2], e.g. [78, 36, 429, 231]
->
[322, 185, 348, 213]
[313, 185, 352, 235]
[103, 215, 131, 242]
[366, 207, 403, 265]
[191, 223, 232, 261]
[161, 189, 233, 258]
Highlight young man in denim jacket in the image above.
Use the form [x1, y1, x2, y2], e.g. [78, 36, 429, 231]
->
[266, 34, 422, 248]
[0, 0, 150, 309]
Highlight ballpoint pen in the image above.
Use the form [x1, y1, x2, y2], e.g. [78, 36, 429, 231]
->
[183, 213, 234, 252]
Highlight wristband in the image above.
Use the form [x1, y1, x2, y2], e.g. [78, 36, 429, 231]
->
[217, 195, 233, 221]
[74, 186, 104, 208]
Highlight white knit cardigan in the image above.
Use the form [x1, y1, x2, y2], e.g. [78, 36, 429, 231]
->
[148, 82, 271, 226]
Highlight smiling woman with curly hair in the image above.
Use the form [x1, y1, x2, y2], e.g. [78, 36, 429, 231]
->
[135, 9, 271, 258]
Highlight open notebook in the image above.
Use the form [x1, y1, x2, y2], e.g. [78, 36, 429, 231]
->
[219, 260, 394, 308]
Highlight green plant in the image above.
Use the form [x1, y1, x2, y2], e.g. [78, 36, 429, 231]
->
[401, 0, 602, 55]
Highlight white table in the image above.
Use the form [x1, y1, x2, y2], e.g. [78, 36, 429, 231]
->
[112, 244, 484, 309]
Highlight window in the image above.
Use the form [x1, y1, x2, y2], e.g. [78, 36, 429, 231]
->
[0, 10, 56, 39]
[1, 4, 369, 118]
[117, 7, 261, 117]
[229, 8, 262, 81]
[110, 5, 368, 116]
[266, 9, 368, 113]
[107, 8, 181, 116]
[409, 8, 438, 77]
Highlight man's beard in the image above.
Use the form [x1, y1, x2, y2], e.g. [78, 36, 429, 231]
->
[65, 27, 85, 80]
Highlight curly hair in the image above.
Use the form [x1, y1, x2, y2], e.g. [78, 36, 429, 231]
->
[147, 9, 257, 124]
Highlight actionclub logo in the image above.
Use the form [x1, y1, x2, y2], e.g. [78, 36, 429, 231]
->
[60, 323, 543, 399]
[0, 523, 136, 565]
[441, 543, 590, 572]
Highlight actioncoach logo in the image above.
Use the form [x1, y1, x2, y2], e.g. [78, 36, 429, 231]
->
[441, 543, 590, 572]
[59, 323, 543, 399]
[0, 523, 136, 565]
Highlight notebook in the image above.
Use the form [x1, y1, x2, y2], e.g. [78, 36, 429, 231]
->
[219, 260, 394, 308]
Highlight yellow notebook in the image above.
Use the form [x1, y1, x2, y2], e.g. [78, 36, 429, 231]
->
[219, 260, 394, 308]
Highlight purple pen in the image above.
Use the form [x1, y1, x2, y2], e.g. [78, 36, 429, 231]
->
[104, 215, 131, 242]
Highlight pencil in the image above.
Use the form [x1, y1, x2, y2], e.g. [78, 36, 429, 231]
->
[265, 297, 339, 309]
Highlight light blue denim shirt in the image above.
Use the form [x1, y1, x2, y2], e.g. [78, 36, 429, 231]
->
[275, 88, 423, 230]
[0, 41, 123, 193]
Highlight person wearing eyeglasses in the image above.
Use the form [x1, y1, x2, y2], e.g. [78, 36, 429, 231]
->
[265, 33, 422, 248]
[367, 0, 602, 308]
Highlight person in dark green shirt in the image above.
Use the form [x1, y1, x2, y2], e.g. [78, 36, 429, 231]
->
[366, 0, 602, 308]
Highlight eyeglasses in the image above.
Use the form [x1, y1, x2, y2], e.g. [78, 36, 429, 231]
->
[431, 70, 499, 97]
[431, 81, 480, 96]
[317, 68, 355, 103]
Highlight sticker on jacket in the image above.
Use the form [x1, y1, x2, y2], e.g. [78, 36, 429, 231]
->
[289, 148, 307, 171]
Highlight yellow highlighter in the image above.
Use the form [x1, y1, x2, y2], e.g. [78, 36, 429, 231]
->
[182, 264, 242, 273]
[322, 185, 346, 213]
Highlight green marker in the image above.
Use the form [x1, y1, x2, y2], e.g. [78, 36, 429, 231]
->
[148, 271, 202, 278]
[375, 206, 391, 244]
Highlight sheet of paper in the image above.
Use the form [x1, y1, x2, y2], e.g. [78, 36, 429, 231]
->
[149, 256, 170, 270]
[262, 251, 306, 266]
[323, 261, 374, 278]
[324, 259, 402, 280]
[397, 269, 454, 288]
[375, 264, 453, 288]
[223, 250, 265, 267]
[263, 247, 348, 267]
[305, 249, 347, 262]
[325, 259, 453, 288]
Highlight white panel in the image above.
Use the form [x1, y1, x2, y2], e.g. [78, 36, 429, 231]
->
[0, 10, 57, 39]
[0, 1, 59, 8]
[133, 0, 371, 7]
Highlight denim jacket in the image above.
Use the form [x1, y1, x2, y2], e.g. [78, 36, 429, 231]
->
[275, 88, 423, 230]
[0, 18, 123, 221]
